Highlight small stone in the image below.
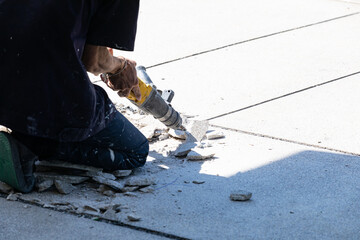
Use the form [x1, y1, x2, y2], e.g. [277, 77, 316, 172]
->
[36, 179, 54, 192]
[83, 205, 100, 213]
[139, 186, 155, 193]
[187, 149, 215, 161]
[206, 131, 225, 140]
[192, 180, 205, 184]
[127, 215, 141, 222]
[230, 190, 252, 201]
[0, 181, 13, 193]
[54, 180, 76, 194]
[112, 170, 132, 178]
[102, 208, 117, 221]
[6, 193, 21, 201]
[124, 192, 138, 197]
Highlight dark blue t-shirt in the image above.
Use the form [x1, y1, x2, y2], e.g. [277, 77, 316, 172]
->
[0, 0, 139, 142]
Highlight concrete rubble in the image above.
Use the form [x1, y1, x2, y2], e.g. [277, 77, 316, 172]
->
[0, 181, 13, 194]
[230, 190, 252, 201]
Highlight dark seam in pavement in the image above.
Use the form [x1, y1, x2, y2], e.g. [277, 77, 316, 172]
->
[0, 195, 190, 240]
[210, 124, 360, 157]
[146, 12, 359, 69]
[206, 70, 360, 121]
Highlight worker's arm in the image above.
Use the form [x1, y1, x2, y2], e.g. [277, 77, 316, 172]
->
[82, 44, 141, 100]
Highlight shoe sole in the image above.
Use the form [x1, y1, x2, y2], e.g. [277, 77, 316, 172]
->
[0, 132, 24, 191]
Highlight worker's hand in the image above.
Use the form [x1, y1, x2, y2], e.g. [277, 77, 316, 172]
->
[108, 58, 141, 101]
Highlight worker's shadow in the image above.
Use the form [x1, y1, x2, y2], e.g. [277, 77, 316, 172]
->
[147, 148, 360, 236]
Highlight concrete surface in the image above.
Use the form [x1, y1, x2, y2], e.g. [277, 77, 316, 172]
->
[0, 198, 167, 240]
[3, 0, 360, 239]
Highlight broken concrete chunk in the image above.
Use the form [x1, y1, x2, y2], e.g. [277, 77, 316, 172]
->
[125, 177, 155, 187]
[86, 171, 116, 180]
[6, 193, 21, 201]
[187, 148, 215, 161]
[54, 180, 76, 194]
[121, 186, 139, 192]
[36, 160, 102, 172]
[127, 214, 141, 222]
[139, 186, 155, 193]
[36, 179, 54, 192]
[174, 141, 197, 157]
[0, 181, 13, 194]
[102, 208, 118, 221]
[168, 129, 187, 140]
[102, 190, 115, 197]
[112, 170, 132, 178]
[186, 120, 209, 142]
[230, 190, 252, 201]
[92, 176, 125, 191]
[206, 131, 225, 140]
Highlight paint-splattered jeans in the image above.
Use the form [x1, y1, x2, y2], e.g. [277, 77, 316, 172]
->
[13, 112, 149, 171]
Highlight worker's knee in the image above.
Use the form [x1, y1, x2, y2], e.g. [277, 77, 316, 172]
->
[128, 139, 149, 168]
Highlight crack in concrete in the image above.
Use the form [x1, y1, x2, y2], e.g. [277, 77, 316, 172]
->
[0, 195, 190, 240]
[209, 124, 360, 157]
[147, 12, 360, 69]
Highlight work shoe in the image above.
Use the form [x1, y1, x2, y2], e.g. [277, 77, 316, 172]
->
[0, 132, 36, 193]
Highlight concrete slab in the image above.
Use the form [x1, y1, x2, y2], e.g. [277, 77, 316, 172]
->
[108, 129, 360, 239]
[142, 13, 360, 119]
[0, 198, 166, 240]
[119, 0, 360, 67]
[211, 74, 360, 155]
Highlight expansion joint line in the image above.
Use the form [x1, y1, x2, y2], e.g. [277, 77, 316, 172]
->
[206, 70, 360, 121]
[210, 124, 360, 157]
[147, 12, 359, 69]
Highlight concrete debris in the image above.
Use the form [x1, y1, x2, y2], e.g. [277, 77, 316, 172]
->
[127, 214, 141, 222]
[86, 171, 116, 180]
[83, 205, 99, 213]
[54, 180, 76, 194]
[125, 176, 155, 187]
[0, 181, 13, 194]
[6, 192, 22, 201]
[192, 180, 205, 184]
[92, 176, 125, 191]
[103, 190, 115, 197]
[36, 160, 102, 172]
[158, 133, 170, 141]
[139, 125, 157, 139]
[174, 141, 197, 157]
[102, 208, 118, 221]
[138, 186, 155, 193]
[206, 131, 225, 140]
[35, 173, 89, 184]
[124, 192, 138, 197]
[187, 148, 215, 161]
[230, 190, 252, 201]
[197, 142, 213, 149]
[168, 129, 187, 140]
[121, 186, 139, 192]
[186, 120, 209, 142]
[36, 179, 54, 192]
[112, 170, 132, 178]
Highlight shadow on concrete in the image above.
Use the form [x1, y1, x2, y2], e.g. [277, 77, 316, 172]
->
[147, 150, 360, 239]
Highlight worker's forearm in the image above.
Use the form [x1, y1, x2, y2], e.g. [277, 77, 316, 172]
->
[82, 44, 124, 75]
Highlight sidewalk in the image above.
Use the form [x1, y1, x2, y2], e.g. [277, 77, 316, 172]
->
[2, 1, 360, 239]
